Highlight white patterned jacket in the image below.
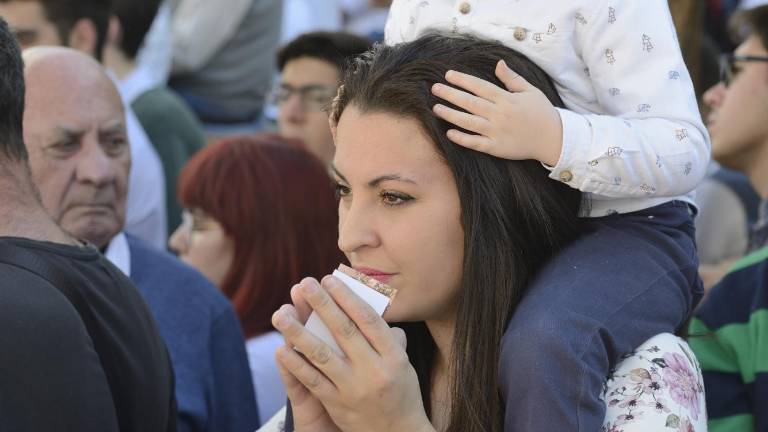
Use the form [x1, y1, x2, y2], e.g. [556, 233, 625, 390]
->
[385, 0, 710, 217]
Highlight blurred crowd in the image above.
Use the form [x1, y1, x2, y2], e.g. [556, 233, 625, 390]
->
[0, 0, 767, 431]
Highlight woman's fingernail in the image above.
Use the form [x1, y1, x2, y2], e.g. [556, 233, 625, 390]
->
[302, 281, 318, 294]
[274, 311, 290, 329]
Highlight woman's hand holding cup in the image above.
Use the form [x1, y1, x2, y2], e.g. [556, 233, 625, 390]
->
[272, 276, 434, 432]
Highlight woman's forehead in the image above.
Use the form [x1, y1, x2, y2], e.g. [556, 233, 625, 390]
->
[333, 107, 447, 182]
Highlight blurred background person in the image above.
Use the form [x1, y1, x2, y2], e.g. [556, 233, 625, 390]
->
[106, 0, 206, 235]
[0, 21, 175, 432]
[0, 0, 168, 248]
[668, 0, 767, 290]
[170, 134, 345, 423]
[281, 0, 342, 44]
[22, 46, 259, 432]
[169, 0, 281, 130]
[134, 0, 173, 89]
[341, 0, 391, 41]
[691, 6, 768, 430]
[274, 31, 370, 166]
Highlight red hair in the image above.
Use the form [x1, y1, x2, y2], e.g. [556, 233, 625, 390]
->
[177, 133, 345, 338]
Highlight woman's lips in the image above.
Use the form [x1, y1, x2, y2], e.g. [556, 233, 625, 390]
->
[353, 267, 397, 284]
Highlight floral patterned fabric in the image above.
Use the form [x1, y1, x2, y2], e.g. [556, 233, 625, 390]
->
[262, 333, 708, 432]
[601, 333, 707, 432]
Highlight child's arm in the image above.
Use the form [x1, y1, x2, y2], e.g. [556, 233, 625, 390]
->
[556, 0, 710, 198]
[408, 0, 710, 199]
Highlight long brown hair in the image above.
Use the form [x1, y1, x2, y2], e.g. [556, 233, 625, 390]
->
[330, 34, 583, 431]
[177, 133, 345, 338]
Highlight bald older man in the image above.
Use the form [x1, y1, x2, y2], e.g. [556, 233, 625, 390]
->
[0, 0, 168, 249]
[0, 21, 175, 432]
[22, 47, 259, 431]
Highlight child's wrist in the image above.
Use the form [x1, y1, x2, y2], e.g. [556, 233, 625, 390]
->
[537, 109, 564, 166]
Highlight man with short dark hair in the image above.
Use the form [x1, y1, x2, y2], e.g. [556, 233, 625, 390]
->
[275, 31, 370, 165]
[0, 20, 175, 431]
[0, 0, 168, 248]
[689, 5, 768, 431]
[1, 0, 111, 58]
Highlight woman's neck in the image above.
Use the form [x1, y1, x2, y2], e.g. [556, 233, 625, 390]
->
[425, 315, 456, 431]
[425, 318, 455, 368]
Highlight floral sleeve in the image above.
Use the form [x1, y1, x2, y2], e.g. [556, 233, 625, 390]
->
[601, 333, 707, 432]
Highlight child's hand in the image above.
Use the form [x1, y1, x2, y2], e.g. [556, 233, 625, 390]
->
[432, 60, 563, 166]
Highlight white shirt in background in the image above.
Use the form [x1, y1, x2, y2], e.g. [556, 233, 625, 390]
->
[112, 73, 168, 250]
[246, 331, 287, 424]
[135, 1, 174, 88]
[104, 232, 131, 275]
[281, 0, 343, 44]
[171, 0, 255, 74]
[740, 0, 768, 10]
[386, 0, 711, 217]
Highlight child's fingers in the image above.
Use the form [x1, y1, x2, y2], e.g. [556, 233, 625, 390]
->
[495, 60, 534, 93]
[433, 104, 490, 135]
[443, 69, 505, 101]
[431, 83, 494, 117]
[445, 129, 494, 153]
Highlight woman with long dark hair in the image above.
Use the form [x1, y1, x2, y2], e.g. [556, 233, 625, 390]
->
[268, 35, 706, 432]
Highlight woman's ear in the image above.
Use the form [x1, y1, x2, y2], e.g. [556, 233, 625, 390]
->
[66, 18, 99, 58]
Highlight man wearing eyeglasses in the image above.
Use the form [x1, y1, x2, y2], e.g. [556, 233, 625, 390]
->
[274, 32, 370, 165]
[690, 5, 768, 432]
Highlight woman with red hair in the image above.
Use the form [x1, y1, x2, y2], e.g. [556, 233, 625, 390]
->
[169, 133, 344, 423]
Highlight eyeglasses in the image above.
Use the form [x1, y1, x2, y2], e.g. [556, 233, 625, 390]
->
[179, 209, 219, 246]
[269, 84, 338, 111]
[719, 53, 768, 86]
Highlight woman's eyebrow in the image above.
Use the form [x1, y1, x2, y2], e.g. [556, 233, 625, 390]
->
[330, 164, 417, 187]
[330, 164, 348, 183]
[367, 174, 417, 188]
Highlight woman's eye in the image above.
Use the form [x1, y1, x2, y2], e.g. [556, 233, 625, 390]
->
[334, 183, 351, 198]
[380, 191, 413, 206]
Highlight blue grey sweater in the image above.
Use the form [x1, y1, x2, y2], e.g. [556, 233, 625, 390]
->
[126, 234, 259, 431]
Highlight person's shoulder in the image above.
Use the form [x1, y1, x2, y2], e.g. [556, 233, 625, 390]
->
[132, 87, 204, 132]
[602, 333, 707, 432]
[125, 234, 232, 312]
[696, 246, 768, 331]
[0, 264, 122, 430]
[0, 262, 96, 354]
[729, 245, 768, 276]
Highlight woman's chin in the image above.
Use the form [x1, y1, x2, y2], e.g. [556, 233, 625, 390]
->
[382, 308, 403, 323]
[382, 306, 420, 324]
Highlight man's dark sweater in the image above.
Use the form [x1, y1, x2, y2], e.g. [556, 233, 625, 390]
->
[0, 237, 176, 431]
[125, 234, 259, 431]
